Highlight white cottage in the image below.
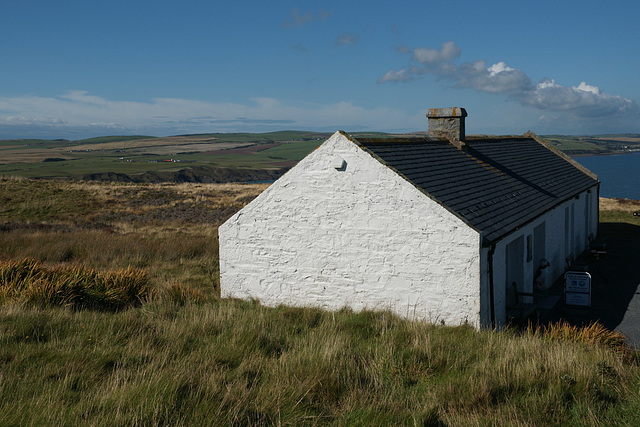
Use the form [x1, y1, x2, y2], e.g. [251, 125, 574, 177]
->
[219, 108, 599, 328]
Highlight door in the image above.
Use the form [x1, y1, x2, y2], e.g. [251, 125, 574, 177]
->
[506, 236, 525, 293]
[533, 222, 547, 288]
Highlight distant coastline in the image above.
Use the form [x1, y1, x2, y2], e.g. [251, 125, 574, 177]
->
[543, 134, 640, 158]
[570, 149, 640, 158]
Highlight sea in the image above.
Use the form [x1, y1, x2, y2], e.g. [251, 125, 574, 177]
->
[573, 151, 640, 200]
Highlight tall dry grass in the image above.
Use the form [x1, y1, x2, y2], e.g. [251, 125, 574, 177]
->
[534, 320, 632, 359]
[0, 179, 268, 299]
[0, 258, 150, 309]
[600, 197, 640, 213]
[1, 179, 639, 424]
[0, 301, 638, 425]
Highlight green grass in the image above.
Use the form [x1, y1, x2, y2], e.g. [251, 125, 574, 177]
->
[598, 199, 640, 238]
[0, 301, 638, 425]
[543, 136, 607, 153]
[261, 139, 323, 158]
[0, 178, 98, 222]
[187, 131, 331, 143]
[0, 131, 332, 179]
[599, 205, 640, 227]
[195, 140, 323, 168]
[74, 135, 156, 144]
[543, 135, 640, 155]
[0, 154, 187, 179]
[0, 139, 75, 149]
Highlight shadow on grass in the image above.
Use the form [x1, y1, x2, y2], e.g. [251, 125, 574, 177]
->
[592, 223, 640, 327]
[544, 222, 640, 347]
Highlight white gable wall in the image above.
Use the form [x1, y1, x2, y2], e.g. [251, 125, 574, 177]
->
[220, 132, 483, 326]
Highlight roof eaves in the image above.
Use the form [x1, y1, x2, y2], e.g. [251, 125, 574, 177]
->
[480, 179, 599, 246]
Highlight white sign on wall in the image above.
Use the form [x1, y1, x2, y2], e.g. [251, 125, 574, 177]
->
[565, 271, 591, 307]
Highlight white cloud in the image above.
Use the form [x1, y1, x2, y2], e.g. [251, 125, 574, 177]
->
[454, 60, 532, 94]
[575, 81, 600, 94]
[378, 41, 639, 122]
[518, 79, 636, 118]
[0, 92, 419, 139]
[536, 78, 559, 90]
[488, 62, 515, 76]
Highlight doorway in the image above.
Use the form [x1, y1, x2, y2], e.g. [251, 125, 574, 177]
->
[506, 236, 525, 293]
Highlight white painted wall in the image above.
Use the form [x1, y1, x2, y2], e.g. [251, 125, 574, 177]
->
[220, 132, 483, 326]
[489, 187, 599, 327]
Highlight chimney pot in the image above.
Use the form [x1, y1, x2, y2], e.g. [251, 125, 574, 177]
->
[427, 107, 467, 144]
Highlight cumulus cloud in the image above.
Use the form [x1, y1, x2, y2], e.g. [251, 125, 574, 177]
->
[0, 92, 418, 139]
[377, 42, 461, 83]
[378, 41, 639, 121]
[453, 60, 532, 94]
[336, 33, 359, 46]
[282, 8, 330, 28]
[517, 79, 638, 118]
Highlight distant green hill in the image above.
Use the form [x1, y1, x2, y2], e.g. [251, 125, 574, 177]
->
[542, 134, 640, 155]
[74, 135, 156, 144]
[1, 132, 638, 182]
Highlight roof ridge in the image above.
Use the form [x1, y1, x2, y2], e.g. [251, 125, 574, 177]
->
[352, 135, 443, 145]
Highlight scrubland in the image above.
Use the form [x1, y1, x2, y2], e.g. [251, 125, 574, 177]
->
[0, 178, 268, 297]
[1, 177, 639, 426]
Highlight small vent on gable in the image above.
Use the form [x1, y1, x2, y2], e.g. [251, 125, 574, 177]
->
[333, 156, 347, 171]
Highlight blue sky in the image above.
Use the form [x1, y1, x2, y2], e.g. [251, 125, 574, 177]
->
[2, 0, 640, 139]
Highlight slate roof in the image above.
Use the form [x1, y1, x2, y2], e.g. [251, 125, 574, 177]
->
[353, 134, 598, 245]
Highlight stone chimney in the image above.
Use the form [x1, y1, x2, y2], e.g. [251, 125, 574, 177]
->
[427, 107, 467, 144]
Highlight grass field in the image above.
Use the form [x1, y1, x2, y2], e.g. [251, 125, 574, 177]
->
[1, 178, 640, 425]
[0, 178, 269, 294]
[0, 132, 331, 180]
[544, 134, 640, 155]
